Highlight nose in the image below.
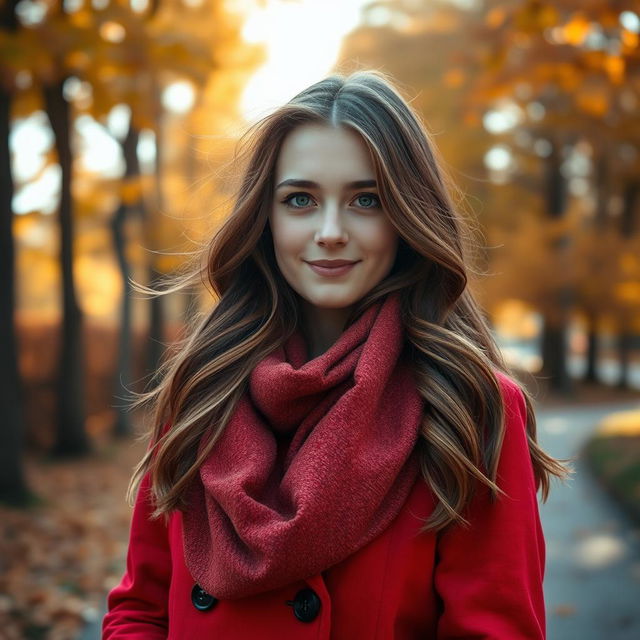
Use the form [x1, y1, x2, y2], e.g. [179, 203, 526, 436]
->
[314, 202, 348, 245]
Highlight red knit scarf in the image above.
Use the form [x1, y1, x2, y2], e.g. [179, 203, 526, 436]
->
[182, 291, 425, 599]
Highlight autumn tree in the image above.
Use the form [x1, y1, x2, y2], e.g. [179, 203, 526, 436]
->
[457, 0, 640, 389]
[0, 0, 30, 504]
[339, 0, 640, 391]
[71, 0, 217, 435]
[1, 0, 262, 484]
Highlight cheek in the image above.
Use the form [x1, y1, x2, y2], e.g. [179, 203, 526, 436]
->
[270, 216, 304, 258]
[365, 223, 398, 258]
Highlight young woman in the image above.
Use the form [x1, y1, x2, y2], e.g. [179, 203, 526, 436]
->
[102, 69, 573, 639]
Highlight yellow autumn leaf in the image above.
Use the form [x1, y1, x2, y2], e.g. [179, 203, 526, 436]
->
[562, 13, 591, 46]
[621, 28, 639, 50]
[604, 55, 624, 85]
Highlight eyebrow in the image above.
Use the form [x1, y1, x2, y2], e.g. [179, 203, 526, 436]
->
[274, 178, 377, 191]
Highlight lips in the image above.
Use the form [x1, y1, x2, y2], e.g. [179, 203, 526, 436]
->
[306, 259, 359, 267]
[305, 260, 360, 277]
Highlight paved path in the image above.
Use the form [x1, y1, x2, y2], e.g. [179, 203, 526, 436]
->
[537, 400, 640, 639]
[80, 399, 640, 639]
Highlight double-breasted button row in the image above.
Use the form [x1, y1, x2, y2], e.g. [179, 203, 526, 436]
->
[191, 584, 218, 611]
[191, 584, 321, 623]
[285, 588, 322, 622]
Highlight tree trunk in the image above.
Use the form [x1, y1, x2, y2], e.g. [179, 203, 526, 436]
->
[110, 202, 134, 437]
[0, 0, 30, 504]
[541, 320, 573, 393]
[146, 266, 166, 385]
[43, 81, 89, 456]
[616, 329, 632, 390]
[110, 122, 141, 437]
[594, 150, 609, 229]
[183, 122, 200, 324]
[584, 313, 599, 383]
[620, 180, 639, 238]
[540, 139, 573, 394]
[146, 83, 166, 386]
[545, 137, 567, 219]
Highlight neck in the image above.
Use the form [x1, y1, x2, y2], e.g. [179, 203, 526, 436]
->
[299, 301, 353, 359]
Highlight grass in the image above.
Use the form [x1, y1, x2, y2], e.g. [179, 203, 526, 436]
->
[582, 409, 640, 525]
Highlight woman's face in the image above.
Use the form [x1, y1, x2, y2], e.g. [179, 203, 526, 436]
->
[269, 123, 399, 312]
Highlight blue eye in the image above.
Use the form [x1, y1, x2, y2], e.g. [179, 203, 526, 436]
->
[355, 193, 380, 208]
[281, 192, 381, 210]
[282, 193, 314, 209]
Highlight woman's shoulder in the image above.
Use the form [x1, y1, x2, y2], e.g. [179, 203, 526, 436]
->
[491, 369, 528, 425]
[493, 369, 525, 403]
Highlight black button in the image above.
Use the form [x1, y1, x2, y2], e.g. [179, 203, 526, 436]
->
[285, 588, 321, 622]
[191, 584, 218, 611]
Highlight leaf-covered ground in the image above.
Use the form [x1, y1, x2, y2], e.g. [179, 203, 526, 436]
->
[0, 429, 147, 640]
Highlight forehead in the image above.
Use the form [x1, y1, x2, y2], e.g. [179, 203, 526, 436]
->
[275, 124, 375, 182]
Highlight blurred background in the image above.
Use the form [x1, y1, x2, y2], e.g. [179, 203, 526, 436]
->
[1, 0, 639, 638]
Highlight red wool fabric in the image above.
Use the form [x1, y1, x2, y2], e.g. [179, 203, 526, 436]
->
[181, 290, 425, 599]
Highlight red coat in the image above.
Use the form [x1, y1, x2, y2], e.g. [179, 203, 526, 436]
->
[102, 379, 546, 639]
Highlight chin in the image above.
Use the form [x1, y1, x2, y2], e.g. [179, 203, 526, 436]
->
[300, 291, 360, 310]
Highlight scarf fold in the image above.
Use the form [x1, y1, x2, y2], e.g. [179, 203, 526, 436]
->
[182, 291, 425, 599]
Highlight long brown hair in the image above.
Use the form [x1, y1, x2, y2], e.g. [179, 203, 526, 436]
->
[128, 69, 573, 534]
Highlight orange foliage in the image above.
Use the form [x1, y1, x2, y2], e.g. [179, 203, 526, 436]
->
[575, 84, 610, 117]
[514, 1, 559, 33]
[561, 12, 592, 46]
[604, 55, 625, 85]
[16, 318, 152, 450]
